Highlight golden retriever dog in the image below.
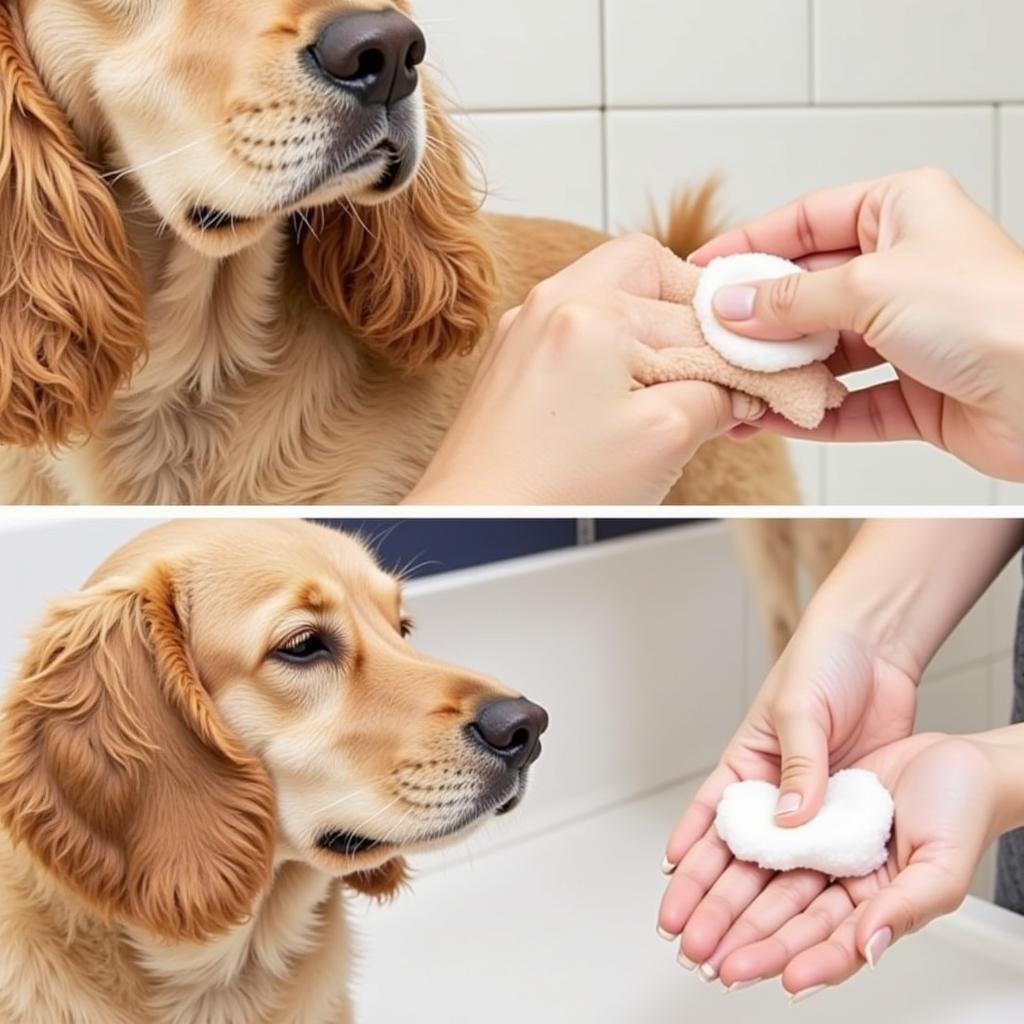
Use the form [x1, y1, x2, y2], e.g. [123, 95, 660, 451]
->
[0, 519, 549, 1024]
[0, 0, 800, 507]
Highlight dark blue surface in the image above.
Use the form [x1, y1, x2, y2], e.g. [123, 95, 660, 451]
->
[317, 519, 701, 579]
[594, 520, 694, 542]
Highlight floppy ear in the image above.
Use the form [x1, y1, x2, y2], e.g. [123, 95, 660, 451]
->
[301, 80, 498, 372]
[0, 3, 145, 448]
[0, 566, 276, 943]
[345, 857, 410, 902]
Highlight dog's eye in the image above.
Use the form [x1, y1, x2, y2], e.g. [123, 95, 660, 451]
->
[275, 630, 332, 664]
[399, 615, 414, 638]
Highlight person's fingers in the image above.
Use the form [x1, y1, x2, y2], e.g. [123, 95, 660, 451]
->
[664, 764, 739, 869]
[712, 260, 882, 340]
[746, 380, 936, 446]
[782, 899, 869, 998]
[678, 860, 775, 973]
[633, 381, 764, 459]
[718, 883, 855, 989]
[854, 858, 970, 968]
[826, 332, 886, 376]
[527, 233, 695, 308]
[796, 249, 861, 273]
[689, 180, 876, 265]
[709, 870, 828, 979]
[623, 297, 706, 351]
[772, 706, 831, 827]
[658, 825, 734, 940]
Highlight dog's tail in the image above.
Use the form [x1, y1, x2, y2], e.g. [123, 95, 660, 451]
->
[731, 519, 856, 659]
[651, 182, 854, 658]
[649, 177, 727, 261]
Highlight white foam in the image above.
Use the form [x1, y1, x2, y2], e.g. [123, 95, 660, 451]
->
[715, 769, 894, 878]
[694, 253, 840, 373]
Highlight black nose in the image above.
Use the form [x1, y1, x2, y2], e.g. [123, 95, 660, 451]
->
[469, 698, 549, 770]
[310, 11, 426, 106]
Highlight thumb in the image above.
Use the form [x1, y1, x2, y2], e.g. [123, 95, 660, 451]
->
[855, 858, 969, 968]
[640, 380, 768, 443]
[773, 709, 830, 828]
[713, 261, 875, 340]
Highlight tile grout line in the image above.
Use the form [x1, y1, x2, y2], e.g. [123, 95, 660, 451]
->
[807, 0, 816, 104]
[456, 100, 1001, 116]
[599, 0, 611, 231]
[991, 102, 1002, 506]
[994, 102, 1004, 222]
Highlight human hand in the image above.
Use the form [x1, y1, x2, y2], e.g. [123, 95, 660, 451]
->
[691, 168, 1024, 481]
[406, 235, 766, 505]
[657, 619, 918, 972]
[665, 732, 1016, 1001]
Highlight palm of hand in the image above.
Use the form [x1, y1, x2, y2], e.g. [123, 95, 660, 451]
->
[666, 734, 995, 997]
[737, 640, 918, 779]
[659, 635, 918, 967]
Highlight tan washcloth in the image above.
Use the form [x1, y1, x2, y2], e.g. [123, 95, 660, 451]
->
[638, 251, 848, 430]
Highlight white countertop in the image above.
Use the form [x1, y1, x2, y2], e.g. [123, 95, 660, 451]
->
[351, 783, 1024, 1023]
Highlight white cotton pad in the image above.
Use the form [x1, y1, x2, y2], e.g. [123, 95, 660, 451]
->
[693, 254, 840, 373]
[714, 769, 894, 879]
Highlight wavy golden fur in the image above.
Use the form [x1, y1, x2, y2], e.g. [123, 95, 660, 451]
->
[0, 1, 144, 449]
[0, 0, 805, 509]
[0, 519, 536, 1024]
[302, 81, 498, 371]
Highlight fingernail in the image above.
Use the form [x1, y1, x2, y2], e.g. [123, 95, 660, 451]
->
[657, 924, 679, 942]
[865, 927, 893, 969]
[727, 978, 762, 993]
[713, 285, 757, 322]
[731, 393, 767, 423]
[698, 963, 718, 983]
[789, 985, 827, 1006]
[677, 949, 697, 971]
[661, 856, 677, 875]
[775, 792, 803, 818]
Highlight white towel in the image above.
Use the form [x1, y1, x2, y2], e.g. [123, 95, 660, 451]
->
[693, 253, 840, 374]
[715, 769, 894, 878]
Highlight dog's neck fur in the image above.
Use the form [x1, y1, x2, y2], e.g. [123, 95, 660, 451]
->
[120, 191, 291, 405]
[0, 834, 355, 1024]
[46, 186, 371, 506]
[18, 175, 459, 507]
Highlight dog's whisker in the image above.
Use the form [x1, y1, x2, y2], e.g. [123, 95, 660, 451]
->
[296, 209, 320, 243]
[342, 197, 376, 241]
[337, 795, 407, 854]
[103, 133, 218, 185]
[310, 774, 399, 816]
[374, 804, 418, 849]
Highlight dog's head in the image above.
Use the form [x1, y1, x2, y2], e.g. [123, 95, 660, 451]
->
[0, 520, 546, 943]
[0, 0, 497, 447]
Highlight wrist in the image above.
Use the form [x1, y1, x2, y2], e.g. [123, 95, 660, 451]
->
[798, 576, 926, 684]
[971, 726, 1024, 839]
[798, 521, 1023, 682]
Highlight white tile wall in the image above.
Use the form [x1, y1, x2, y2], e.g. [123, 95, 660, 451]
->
[823, 443, 996, 507]
[992, 656, 1016, 730]
[603, 106, 995, 236]
[814, 0, 1024, 105]
[412, 0, 1024, 505]
[1003, 107, 1024, 243]
[416, 0, 602, 110]
[917, 665, 993, 737]
[997, 480, 1024, 507]
[453, 112, 605, 229]
[605, 0, 810, 108]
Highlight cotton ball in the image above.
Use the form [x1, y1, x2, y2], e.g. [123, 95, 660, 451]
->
[693, 253, 840, 373]
[715, 769, 894, 878]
